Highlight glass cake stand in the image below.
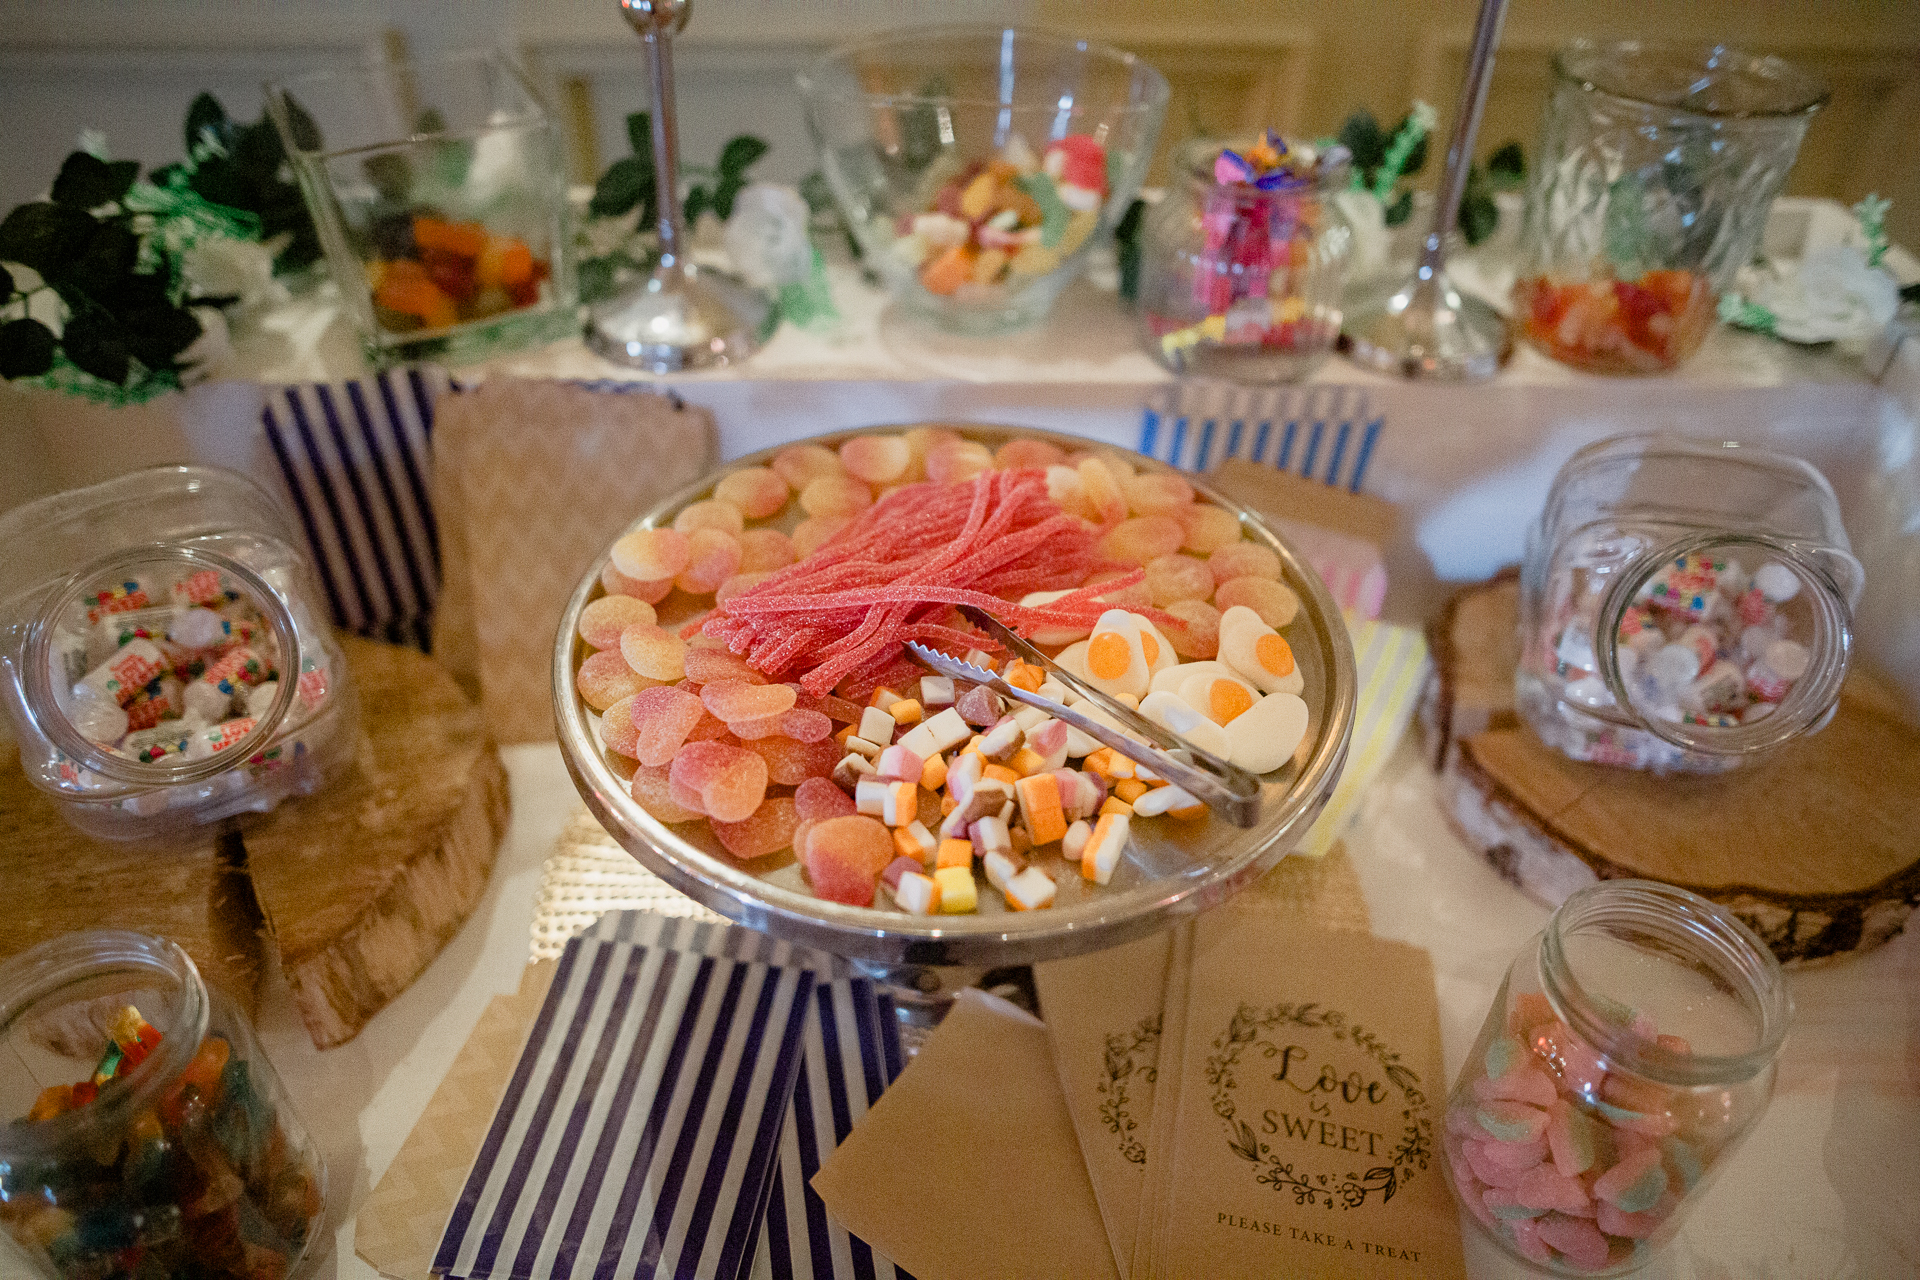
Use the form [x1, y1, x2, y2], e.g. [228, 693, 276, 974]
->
[552, 425, 1356, 1020]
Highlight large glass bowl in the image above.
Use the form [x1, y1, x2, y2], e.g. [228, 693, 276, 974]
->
[552, 426, 1356, 976]
[798, 27, 1169, 335]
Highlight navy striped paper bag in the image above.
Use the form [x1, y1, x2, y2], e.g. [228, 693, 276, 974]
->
[431, 927, 816, 1280]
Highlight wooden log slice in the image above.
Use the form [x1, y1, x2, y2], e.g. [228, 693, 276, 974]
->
[1424, 577, 1920, 966]
[242, 636, 510, 1047]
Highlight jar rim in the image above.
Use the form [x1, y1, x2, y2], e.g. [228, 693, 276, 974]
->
[0, 931, 209, 1155]
[1552, 39, 1830, 120]
[1540, 880, 1791, 1087]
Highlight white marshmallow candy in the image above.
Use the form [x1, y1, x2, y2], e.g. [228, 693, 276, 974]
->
[1224, 691, 1310, 774]
[1218, 605, 1304, 696]
[1138, 690, 1230, 759]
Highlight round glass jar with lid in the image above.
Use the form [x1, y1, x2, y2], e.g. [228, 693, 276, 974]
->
[1517, 434, 1861, 774]
[1138, 135, 1353, 382]
[1440, 881, 1790, 1275]
[0, 930, 326, 1280]
[0, 466, 355, 840]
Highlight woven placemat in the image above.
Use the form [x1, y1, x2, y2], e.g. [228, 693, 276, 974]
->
[530, 808, 1368, 962]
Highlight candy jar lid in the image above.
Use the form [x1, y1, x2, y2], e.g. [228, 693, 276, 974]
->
[1595, 531, 1857, 758]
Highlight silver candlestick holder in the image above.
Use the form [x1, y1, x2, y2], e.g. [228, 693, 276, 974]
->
[586, 0, 772, 372]
[1341, 0, 1513, 380]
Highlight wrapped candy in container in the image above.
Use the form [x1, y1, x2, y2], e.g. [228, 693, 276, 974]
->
[0, 930, 325, 1280]
[0, 466, 354, 840]
[1442, 881, 1790, 1275]
[1517, 434, 1862, 774]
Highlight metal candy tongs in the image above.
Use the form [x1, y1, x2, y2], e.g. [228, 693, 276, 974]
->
[904, 605, 1264, 827]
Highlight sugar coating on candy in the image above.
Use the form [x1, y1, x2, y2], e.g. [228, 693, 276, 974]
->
[1076, 457, 1128, 524]
[1515, 1163, 1591, 1213]
[1536, 1214, 1611, 1271]
[1483, 1186, 1547, 1220]
[629, 686, 707, 765]
[612, 528, 691, 582]
[684, 647, 768, 686]
[1463, 1139, 1527, 1188]
[794, 775, 857, 821]
[800, 474, 874, 518]
[839, 435, 912, 484]
[676, 528, 743, 594]
[701, 679, 798, 723]
[620, 623, 688, 682]
[669, 740, 768, 823]
[925, 438, 993, 484]
[732, 707, 833, 743]
[1547, 1100, 1598, 1176]
[599, 695, 641, 758]
[1087, 568, 1153, 609]
[603, 560, 675, 604]
[715, 467, 792, 519]
[1472, 1134, 1548, 1171]
[1510, 1217, 1554, 1264]
[1591, 1144, 1666, 1211]
[1474, 1064, 1559, 1107]
[803, 815, 894, 906]
[1486, 1035, 1525, 1079]
[1476, 1100, 1550, 1143]
[1144, 554, 1215, 606]
[631, 764, 704, 823]
[791, 515, 854, 559]
[738, 528, 797, 571]
[673, 499, 746, 538]
[579, 594, 657, 649]
[1209, 541, 1281, 585]
[1163, 599, 1221, 658]
[1123, 472, 1195, 518]
[746, 734, 842, 784]
[579, 649, 650, 710]
[713, 796, 801, 860]
[1099, 516, 1186, 566]
[1216, 575, 1300, 628]
[1181, 504, 1242, 553]
[772, 443, 845, 490]
[1596, 1196, 1671, 1239]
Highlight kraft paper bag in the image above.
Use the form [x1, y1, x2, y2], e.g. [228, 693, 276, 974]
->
[1155, 915, 1466, 1280]
[811, 988, 1119, 1280]
[1034, 930, 1176, 1280]
[1129, 922, 1194, 1280]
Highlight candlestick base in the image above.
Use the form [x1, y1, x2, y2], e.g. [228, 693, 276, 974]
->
[585, 263, 773, 373]
[1340, 269, 1512, 381]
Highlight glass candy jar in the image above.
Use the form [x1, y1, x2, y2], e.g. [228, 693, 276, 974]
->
[1515, 41, 1827, 373]
[0, 466, 354, 840]
[0, 931, 326, 1280]
[1139, 137, 1353, 382]
[1441, 881, 1790, 1275]
[1517, 434, 1861, 774]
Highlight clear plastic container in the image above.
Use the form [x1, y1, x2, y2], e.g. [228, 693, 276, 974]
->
[1138, 137, 1353, 382]
[1517, 434, 1862, 773]
[0, 466, 354, 840]
[0, 930, 326, 1280]
[1440, 881, 1790, 1275]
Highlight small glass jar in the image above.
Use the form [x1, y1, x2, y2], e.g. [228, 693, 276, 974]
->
[1441, 881, 1790, 1276]
[1515, 41, 1828, 373]
[0, 466, 355, 841]
[1139, 137, 1353, 382]
[1517, 434, 1862, 774]
[267, 49, 578, 365]
[0, 930, 326, 1280]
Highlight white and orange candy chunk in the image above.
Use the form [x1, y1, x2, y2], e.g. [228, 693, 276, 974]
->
[1219, 605, 1303, 695]
[1080, 812, 1130, 885]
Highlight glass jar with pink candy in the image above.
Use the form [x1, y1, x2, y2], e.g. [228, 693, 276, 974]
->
[1441, 880, 1791, 1275]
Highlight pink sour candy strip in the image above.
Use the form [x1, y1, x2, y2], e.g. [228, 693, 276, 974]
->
[1474, 1134, 1549, 1171]
[1515, 1164, 1592, 1214]
[1591, 1144, 1667, 1210]
[1510, 1217, 1554, 1264]
[1482, 1186, 1546, 1222]
[1536, 1214, 1611, 1272]
[1463, 1141, 1529, 1189]
[1596, 1193, 1675, 1239]
[1547, 1100, 1600, 1177]
[1475, 1100, 1551, 1144]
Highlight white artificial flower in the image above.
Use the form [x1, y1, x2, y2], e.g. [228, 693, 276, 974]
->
[1752, 245, 1899, 345]
[723, 183, 814, 288]
[180, 236, 287, 316]
[177, 306, 233, 384]
[1332, 189, 1391, 282]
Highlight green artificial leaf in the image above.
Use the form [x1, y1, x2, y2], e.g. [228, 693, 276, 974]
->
[1487, 140, 1525, 186]
[1337, 111, 1387, 173]
[189, 157, 256, 212]
[716, 135, 769, 179]
[185, 92, 229, 153]
[1017, 171, 1073, 248]
[416, 108, 448, 136]
[0, 202, 97, 276]
[51, 153, 140, 210]
[1114, 197, 1146, 304]
[1901, 281, 1920, 305]
[60, 310, 133, 384]
[0, 264, 12, 298]
[120, 303, 202, 366]
[1460, 190, 1498, 246]
[1603, 172, 1651, 277]
[683, 184, 709, 225]
[363, 153, 414, 204]
[798, 171, 835, 216]
[626, 112, 653, 157]
[231, 119, 288, 183]
[590, 155, 654, 218]
[56, 221, 141, 299]
[1383, 189, 1413, 226]
[279, 93, 323, 152]
[900, 77, 950, 171]
[710, 173, 746, 220]
[0, 317, 56, 378]
[1391, 113, 1429, 177]
[577, 255, 617, 304]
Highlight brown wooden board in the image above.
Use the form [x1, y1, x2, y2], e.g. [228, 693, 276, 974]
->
[244, 636, 510, 1048]
[1422, 577, 1920, 965]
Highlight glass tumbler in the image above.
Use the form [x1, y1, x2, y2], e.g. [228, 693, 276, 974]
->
[0, 931, 326, 1280]
[267, 49, 578, 365]
[1138, 137, 1353, 382]
[1515, 41, 1828, 374]
[0, 466, 355, 841]
[1517, 434, 1861, 774]
[1441, 881, 1790, 1275]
